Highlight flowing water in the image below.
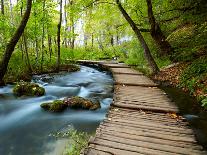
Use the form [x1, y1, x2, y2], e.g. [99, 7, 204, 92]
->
[0, 66, 114, 155]
[161, 86, 207, 149]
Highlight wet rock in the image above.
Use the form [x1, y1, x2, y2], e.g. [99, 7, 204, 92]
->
[13, 81, 45, 97]
[63, 96, 101, 110]
[90, 102, 101, 110]
[40, 100, 67, 112]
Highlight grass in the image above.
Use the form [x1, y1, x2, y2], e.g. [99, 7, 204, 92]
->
[52, 128, 91, 155]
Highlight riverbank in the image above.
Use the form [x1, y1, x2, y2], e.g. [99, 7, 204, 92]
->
[2, 64, 80, 85]
[151, 61, 207, 108]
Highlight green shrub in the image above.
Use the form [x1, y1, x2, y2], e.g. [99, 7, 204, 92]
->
[52, 128, 90, 155]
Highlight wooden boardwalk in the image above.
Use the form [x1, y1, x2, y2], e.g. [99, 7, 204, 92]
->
[78, 61, 207, 155]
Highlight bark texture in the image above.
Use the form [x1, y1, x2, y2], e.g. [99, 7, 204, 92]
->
[0, 0, 32, 85]
[116, 0, 159, 74]
[56, 0, 63, 71]
[146, 0, 173, 56]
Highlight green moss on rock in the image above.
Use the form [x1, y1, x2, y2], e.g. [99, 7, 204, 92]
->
[13, 81, 45, 97]
[64, 96, 101, 110]
[40, 100, 67, 112]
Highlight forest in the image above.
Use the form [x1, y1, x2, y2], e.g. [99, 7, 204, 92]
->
[0, 0, 207, 103]
[0, 0, 207, 154]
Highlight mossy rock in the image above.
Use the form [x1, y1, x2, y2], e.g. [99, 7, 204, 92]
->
[90, 102, 101, 110]
[40, 100, 67, 112]
[13, 81, 45, 97]
[63, 96, 101, 110]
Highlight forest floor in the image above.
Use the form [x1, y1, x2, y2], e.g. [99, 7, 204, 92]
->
[151, 62, 207, 100]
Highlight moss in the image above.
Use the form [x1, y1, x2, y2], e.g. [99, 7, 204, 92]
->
[40, 100, 67, 112]
[63, 96, 101, 110]
[13, 81, 45, 97]
[90, 102, 101, 110]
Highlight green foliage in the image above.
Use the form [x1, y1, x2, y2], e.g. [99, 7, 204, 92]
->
[180, 57, 207, 94]
[53, 128, 90, 155]
[61, 47, 125, 61]
[201, 98, 207, 108]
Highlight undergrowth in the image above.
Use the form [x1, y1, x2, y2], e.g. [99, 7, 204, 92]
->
[52, 128, 91, 155]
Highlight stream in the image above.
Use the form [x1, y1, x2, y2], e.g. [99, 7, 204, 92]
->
[0, 65, 114, 155]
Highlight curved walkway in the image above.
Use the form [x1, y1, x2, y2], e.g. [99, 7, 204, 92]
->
[78, 60, 206, 155]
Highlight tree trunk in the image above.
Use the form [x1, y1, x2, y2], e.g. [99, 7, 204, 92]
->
[116, 0, 159, 74]
[48, 35, 52, 62]
[91, 33, 94, 49]
[22, 33, 32, 72]
[64, 0, 68, 48]
[56, 0, 62, 71]
[69, 0, 75, 49]
[146, 0, 173, 56]
[1, 0, 4, 15]
[0, 0, 32, 85]
[41, 0, 46, 71]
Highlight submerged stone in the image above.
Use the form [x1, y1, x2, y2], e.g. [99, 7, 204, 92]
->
[40, 100, 67, 112]
[13, 81, 45, 97]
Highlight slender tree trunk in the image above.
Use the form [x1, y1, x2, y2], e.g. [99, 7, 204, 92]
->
[41, 0, 46, 71]
[22, 33, 32, 72]
[116, 28, 119, 45]
[1, 0, 4, 15]
[71, 17, 75, 49]
[34, 4, 39, 65]
[146, 0, 173, 56]
[116, 0, 159, 74]
[9, 0, 14, 24]
[69, 0, 75, 49]
[91, 33, 94, 49]
[0, 0, 32, 85]
[64, 0, 68, 48]
[48, 34, 52, 62]
[56, 0, 62, 71]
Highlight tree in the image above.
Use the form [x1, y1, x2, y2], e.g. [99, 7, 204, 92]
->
[1, 0, 4, 15]
[0, 0, 32, 85]
[146, 0, 173, 56]
[56, 0, 63, 71]
[116, 0, 159, 74]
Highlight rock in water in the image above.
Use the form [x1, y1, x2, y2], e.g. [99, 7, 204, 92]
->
[90, 102, 101, 110]
[40, 96, 101, 113]
[13, 81, 45, 97]
[64, 96, 101, 110]
[40, 100, 67, 112]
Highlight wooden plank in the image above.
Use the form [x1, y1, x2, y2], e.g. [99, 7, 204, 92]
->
[90, 138, 179, 155]
[103, 119, 193, 135]
[89, 144, 144, 155]
[94, 133, 204, 154]
[112, 102, 178, 113]
[104, 118, 192, 133]
[110, 68, 143, 75]
[100, 122, 194, 137]
[114, 74, 158, 87]
[83, 148, 112, 155]
[97, 126, 196, 143]
[102, 63, 130, 68]
[95, 130, 203, 150]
